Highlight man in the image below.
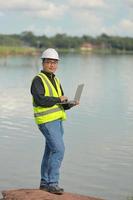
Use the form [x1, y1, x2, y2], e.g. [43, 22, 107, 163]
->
[31, 48, 78, 195]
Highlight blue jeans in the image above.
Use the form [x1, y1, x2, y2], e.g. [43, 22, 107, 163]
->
[38, 119, 65, 187]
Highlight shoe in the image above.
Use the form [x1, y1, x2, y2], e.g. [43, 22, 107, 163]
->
[48, 185, 64, 195]
[39, 185, 49, 192]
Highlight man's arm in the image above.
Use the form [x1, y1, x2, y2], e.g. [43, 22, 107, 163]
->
[60, 84, 76, 110]
[31, 76, 61, 107]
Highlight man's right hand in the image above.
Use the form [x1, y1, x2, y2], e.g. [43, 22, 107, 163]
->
[59, 96, 68, 102]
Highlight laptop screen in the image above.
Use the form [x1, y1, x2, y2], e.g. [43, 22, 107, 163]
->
[74, 84, 84, 101]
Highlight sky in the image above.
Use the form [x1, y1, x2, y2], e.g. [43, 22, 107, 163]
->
[0, 0, 133, 37]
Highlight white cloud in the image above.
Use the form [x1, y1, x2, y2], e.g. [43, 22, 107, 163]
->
[24, 4, 67, 20]
[119, 19, 133, 33]
[0, 0, 67, 19]
[102, 19, 133, 36]
[0, 0, 133, 36]
[24, 24, 64, 36]
[69, 0, 105, 8]
[69, 10, 104, 36]
[0, 0, 49, 10]
[125, 0, 133, 7]
[66, 0, 133, 36]
[66, 0, 112, 36]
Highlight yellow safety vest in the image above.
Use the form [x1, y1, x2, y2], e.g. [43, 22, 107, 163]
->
[33, 72, 67, 124]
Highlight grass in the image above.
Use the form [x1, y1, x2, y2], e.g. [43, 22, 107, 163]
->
[0, 46, 39, 56]
[0, 46, 133, 56]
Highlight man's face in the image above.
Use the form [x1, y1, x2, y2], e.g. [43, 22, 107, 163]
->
[42, 58, 58, 73]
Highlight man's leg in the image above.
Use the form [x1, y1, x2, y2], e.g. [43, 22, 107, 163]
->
[38, 119, 65, 194]
[40, 141, 50, 189]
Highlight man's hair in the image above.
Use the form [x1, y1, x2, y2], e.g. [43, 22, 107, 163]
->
[42, 58, 45, 63]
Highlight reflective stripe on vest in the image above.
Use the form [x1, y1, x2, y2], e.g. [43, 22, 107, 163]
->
[34, 107, 61, 117]
[33, 72, 66, 124]
[38, 73, 53, 96]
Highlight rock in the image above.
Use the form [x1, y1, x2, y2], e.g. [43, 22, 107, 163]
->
[1, 189, 105, 200]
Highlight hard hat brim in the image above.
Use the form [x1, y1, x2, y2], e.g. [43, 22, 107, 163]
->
[41, 57, 60, 60]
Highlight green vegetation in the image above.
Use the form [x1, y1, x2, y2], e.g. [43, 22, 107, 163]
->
[0, 32, 133, 55]
[127, 197, 133, 200]
[0, 46, 38, 56]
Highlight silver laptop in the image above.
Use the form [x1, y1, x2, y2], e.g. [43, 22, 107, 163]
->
[59, 83, 84, 105]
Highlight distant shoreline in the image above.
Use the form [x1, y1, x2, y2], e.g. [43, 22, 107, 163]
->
[0, 46, 133, 56]
[0, 46, 40, 56]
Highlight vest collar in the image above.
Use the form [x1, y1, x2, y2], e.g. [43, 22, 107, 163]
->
[41, 70, 55, 79]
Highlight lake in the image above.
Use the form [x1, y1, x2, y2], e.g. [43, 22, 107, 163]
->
[0, 53, 133, 200]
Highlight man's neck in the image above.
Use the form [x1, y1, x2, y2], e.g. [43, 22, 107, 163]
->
[41, 70, 55, 78]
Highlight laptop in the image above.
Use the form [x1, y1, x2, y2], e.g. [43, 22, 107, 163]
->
[58, 83, 84, 105]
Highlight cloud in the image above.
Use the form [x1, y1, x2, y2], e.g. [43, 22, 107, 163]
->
[125, 0, 133, 7]
[26, 4, 67, 19]
[0, 0, 67, 19]
[24, 24, 63, 36]
[69, 0, 105, 8]
[119, 19, 133, 33]
[0, 0, 132, 36]
[65, 0, 133, 36]
[66, 0, 108, 36]
[67, 9, 104, 36]
[102, 19, 133, 36]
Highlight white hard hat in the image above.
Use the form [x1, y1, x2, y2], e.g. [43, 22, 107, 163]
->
[41, 48, 60, 60]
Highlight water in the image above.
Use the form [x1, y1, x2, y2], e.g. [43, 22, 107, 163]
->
[0, 53, 133, 200]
